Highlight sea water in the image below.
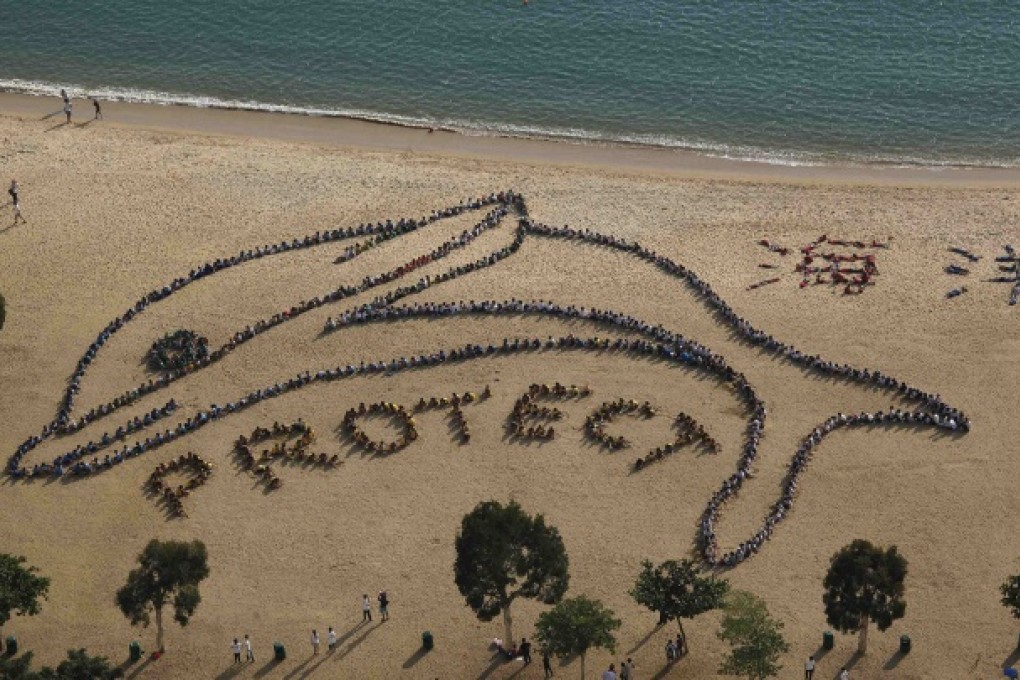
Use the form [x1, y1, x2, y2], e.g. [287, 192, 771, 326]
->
[2, 0, 1018, 166]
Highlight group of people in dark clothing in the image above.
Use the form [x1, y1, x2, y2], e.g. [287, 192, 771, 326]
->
[6, 191, 969, 569]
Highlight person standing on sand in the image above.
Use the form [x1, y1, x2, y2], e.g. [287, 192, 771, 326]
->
[327, 626, 337, 652]
[244, 634, 254, 663]
[311, 629, 320, 655]
[362, 593, 373, 622]
[519, 637, 532, 664]
[838, 667, 849, 680]
[93, 98, 102, 120]
[231, 638, 242, 664]
[804, 654, 815, 679]
[543, 650, 554, 678]
[378, 590, 389, 621]
[63, 97, 72, 124]
[620, 657, 634, 679]
[9, 179, 25, 225]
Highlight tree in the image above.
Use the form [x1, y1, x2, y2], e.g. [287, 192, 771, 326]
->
[1000, 572, 1020, 647]
[454, 500, 569, 644]
[0, 554, 50, 653]
[629, 558, 728, 651]
[0, 651, 41, 680]
[115, 539, 209, 652]
[822, 539, 907, 654]
[535, 596, 621, 680]
[717, 591, 789, 680]
[39, 649, 124, 680]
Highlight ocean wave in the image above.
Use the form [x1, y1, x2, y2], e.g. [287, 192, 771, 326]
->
[1, 77, 1016, 170]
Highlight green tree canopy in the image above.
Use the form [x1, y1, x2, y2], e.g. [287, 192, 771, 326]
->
[822, 539, 907, 654]
[717, 590, 790, 680]
[535, 595, 621, 680]
[630, 558, 728, 650]
[0, 651, 39, 680]
[115, 539, 209, 652]
[0, 554, 50, 651]
[454, 500, 569, 644]
[41, 649, 124, 680]
[1001, 572, 1020, 648]
[0, 649, 123, 680]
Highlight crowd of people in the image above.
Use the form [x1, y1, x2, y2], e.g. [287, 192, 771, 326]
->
[233, 421, 335, 491]
[145, 329, 209, 372]
[6, 191, 970, 568]
[146, 451, 213, 518]
[506, 383, 591, 442]
[342, 402, 418, 454]
[412, 389, 490, 444]
[584, 398, 657, 450]
[632, 411, 718, 471]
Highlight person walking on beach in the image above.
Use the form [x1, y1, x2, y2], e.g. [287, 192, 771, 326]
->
[327, 626, 337, 652]
[311, 629, 320, 655]
[804, 654, 815, 679]
[231, 638, 242, 664]
[838, 667, 849, 680]
[377, 590, 389, 621]
[362, 593, 373, 622]
[92, 98, 102, 120]
[244, 634, 254, 663]
[519, 637, 532, 664]
[620, 657, 634, 680]
[543, 650, 554, 678]
[63, 97, 72, 125]
[9, 179, 26, 225]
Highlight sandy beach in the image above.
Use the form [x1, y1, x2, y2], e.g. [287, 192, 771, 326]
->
[0, 95, 1018, 680]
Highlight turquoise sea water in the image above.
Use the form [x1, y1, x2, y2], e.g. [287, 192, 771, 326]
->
[2, 1, 1018, 166]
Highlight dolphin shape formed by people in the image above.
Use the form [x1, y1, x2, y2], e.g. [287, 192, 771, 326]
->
[5, 191, 969, 570]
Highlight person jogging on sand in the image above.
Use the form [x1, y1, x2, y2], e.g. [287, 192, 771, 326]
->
[9, 179, 26, 225]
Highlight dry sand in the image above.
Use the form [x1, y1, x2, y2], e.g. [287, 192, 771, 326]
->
[0, 96, 1018, 680]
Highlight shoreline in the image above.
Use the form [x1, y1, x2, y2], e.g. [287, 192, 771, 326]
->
[2, 91, 1019, 188]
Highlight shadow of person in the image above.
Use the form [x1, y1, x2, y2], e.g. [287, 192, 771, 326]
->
[212, 663, 244, 680]
[335, 622, 379, 660]
[252, 658, 280, 679]
[476, 653, 508, 680]
[280, 656, 311, 680]
[1003, 645, 1020, 671]
[650, 661, 676, 680]
[40, 109, 63, 120]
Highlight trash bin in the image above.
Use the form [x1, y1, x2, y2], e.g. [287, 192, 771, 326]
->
[422, 631, 434, 651]
[129, 640, 143, 662]
[822, 631, 834, 650]
[899, 635, 911, 654]
[5, 636, 16, 655]
[273, 641, 286, 662]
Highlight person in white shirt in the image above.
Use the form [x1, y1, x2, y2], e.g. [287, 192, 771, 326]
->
[601, 663, 618, 680]
[805, 655, 815, 679]
[328, 627, 338, 652]
[231, 638, 242, 664]
[311, 629, 320, 655]
[839, 667, 849, 680]
[362, 594, 373, 622]
[244, 634, 254, 663]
